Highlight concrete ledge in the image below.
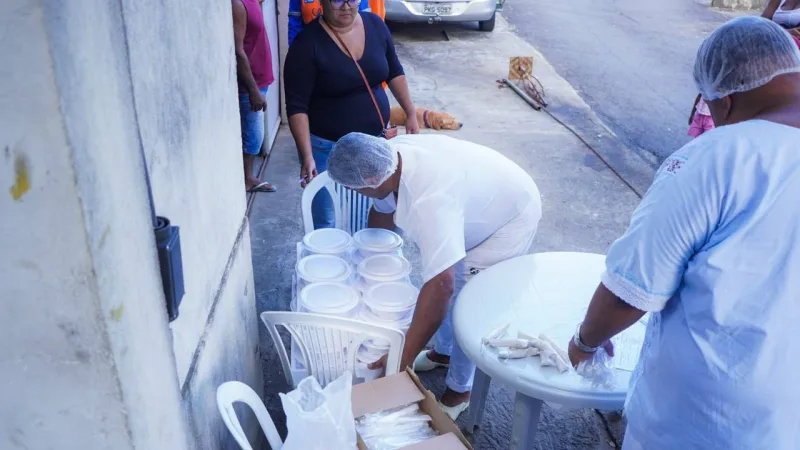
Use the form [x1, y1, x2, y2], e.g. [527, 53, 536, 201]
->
[711, 0, 765, 9]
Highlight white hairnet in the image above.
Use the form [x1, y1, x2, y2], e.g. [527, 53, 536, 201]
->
[694, 16, 800, 101]
[327, 132, 398, 189]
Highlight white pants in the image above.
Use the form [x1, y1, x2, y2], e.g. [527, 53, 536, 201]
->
[433, 200, 541, 393]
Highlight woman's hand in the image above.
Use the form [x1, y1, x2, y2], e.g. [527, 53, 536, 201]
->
[405, 113, 420, 134]
[249, 89, 267, 112]
[568, 338, 615, 368]
[300, 159, 318, 188]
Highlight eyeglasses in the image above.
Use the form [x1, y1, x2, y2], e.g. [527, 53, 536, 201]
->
[329, 0, 360, 9]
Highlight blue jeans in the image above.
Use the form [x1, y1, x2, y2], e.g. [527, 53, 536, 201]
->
[310, 135, 336, 229]
[239, 86, 268, 155]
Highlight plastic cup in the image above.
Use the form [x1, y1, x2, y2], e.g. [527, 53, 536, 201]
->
[363, 282, 419, 321]
[357, 254, 412, 288]
[352, 229, 404, 264]
[296, 254, 353, 289]
[302, 228, 353, 259]
[298, 282, 361, 318]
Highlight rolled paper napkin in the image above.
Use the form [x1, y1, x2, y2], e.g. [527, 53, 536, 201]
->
[498, 347, 541, 359]
[486, 338, 532, 349]
[536, 341, 570, 373]
[539, 334, 570, 365]
[481, 323, 510, 345]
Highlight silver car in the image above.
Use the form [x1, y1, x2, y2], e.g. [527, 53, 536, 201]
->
[385, 0, 504, 32]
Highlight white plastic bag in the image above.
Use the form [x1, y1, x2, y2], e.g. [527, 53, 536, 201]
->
[576, 347, 616, 390]
[279, 372, 358, 450]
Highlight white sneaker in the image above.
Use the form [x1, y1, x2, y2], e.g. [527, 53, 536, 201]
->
[413, 350, 449, 372]
[438, 401, 469, 421]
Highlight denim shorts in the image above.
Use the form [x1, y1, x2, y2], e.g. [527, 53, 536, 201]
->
[239, 86, 269, 155]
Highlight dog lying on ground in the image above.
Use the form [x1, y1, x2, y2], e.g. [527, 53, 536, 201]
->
[389, 106, 463, 131]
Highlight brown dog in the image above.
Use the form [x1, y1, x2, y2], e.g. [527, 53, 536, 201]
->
[389, 106, 463, 131]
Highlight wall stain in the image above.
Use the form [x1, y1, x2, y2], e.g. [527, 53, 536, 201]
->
[110, 303, 125, 321]
[75, 350, 91, 364]
[9, 154, 31, 200]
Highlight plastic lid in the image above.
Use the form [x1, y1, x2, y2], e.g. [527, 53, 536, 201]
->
[358, 254, 411, 282]
[296, 255, 352, 283]
[353, 229, 403, 252]
[299, 282, 360, 315]
[302, 228, 353, 255]
[364, 282, 419, 313]
[358, 306, 413, 327]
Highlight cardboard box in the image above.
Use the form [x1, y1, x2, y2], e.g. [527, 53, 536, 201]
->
[352, 368, 473, 450]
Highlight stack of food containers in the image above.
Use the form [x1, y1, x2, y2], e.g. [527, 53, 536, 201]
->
[351, 228, 404, 264]
[300, 228, 354, 259]
[291, 228, 418, 383]
[356, 281, 418, 380]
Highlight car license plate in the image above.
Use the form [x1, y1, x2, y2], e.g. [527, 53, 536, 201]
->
[423, 3, 452, 15]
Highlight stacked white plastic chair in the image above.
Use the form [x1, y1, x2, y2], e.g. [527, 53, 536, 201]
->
[301, 171, 373, 235]
[216, 381, 283, 450]
[261, 311, 405, 387]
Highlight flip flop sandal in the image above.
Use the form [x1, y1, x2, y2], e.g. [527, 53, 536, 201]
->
[247, 182, 277, 193]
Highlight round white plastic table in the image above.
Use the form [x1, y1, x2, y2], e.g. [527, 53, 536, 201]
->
[453, 252, 644, 449]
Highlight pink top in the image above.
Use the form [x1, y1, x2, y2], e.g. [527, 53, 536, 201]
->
[696, 99, 711, 116]
[240, 0, 274, 91]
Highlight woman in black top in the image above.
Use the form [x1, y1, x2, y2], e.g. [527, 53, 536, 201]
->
[284, 0, 418, 229]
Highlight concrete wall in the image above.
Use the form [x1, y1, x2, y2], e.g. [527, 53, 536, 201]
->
[1, 0, 261, 448]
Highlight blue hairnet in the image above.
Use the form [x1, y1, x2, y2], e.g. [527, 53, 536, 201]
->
[694, 16, 800, 101]
[327, 133, 398, 189]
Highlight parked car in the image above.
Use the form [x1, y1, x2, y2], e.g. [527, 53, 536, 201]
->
[385, 0, 504, 32]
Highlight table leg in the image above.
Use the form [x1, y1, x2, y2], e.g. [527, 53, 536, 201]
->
[510, 393, 544, 450]
[466, 368, 492, 432]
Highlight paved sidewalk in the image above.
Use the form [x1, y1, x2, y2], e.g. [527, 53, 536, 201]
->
[250, 16, 642, 449]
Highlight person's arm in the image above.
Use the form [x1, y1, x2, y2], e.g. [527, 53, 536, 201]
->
[568, 150, 723, 366]
[288, 0, 304, 47]
[569, 284, 645, 362]
[232, 0, 266, 111]
[369, 197, 466, 372]
[689, 93, 701, 125]
[388, 77, 417, 133]
[288, 114, 317, 185]
[399, 267, 456, 370]
[284, 34, 318, 185]
[762, 0, 781, 19]
[379, 18, 419, 133]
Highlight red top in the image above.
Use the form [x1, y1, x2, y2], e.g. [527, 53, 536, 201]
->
[240, 0, 274, 91]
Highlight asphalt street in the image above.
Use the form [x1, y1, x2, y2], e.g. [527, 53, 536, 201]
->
[504, 0, 740, 161]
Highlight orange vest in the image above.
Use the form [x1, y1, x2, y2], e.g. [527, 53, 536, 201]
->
[300, 0, 323, 25]
[369, 0, 385, 20]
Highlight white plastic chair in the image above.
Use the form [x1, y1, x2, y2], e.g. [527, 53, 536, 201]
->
[260, 311, 405, 388]
[301, 171, 373, 235]
[216, 381, 283, 450]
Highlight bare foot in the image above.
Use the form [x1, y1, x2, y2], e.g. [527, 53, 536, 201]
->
[441, 388, 471, 407]
[427, 349, 450, 365]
